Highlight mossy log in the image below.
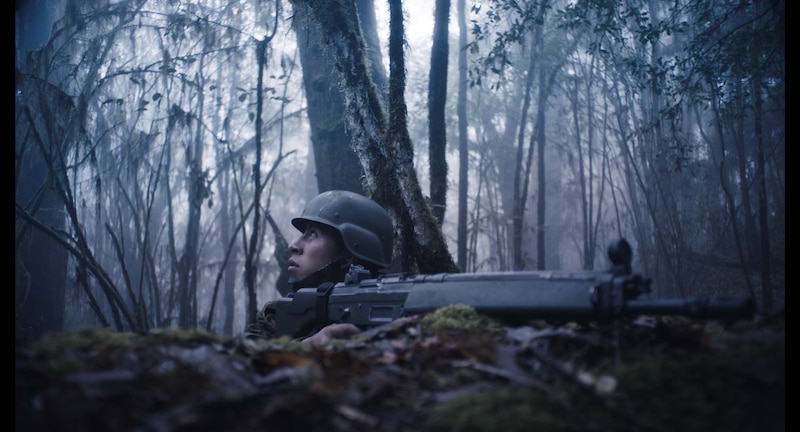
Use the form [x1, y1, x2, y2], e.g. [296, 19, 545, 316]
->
[16, 306, 784, 432]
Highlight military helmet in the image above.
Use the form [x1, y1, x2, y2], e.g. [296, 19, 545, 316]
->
[292, 190, 394, 268]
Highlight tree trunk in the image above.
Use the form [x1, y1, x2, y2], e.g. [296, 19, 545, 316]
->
[511, 35, 538, 271]
[751, 0, 773, 313]
[177, 138, 203, 328]
[428, 0, 450, 225]
[534, 64, 547, 270]
[15, 72, 68, 344]
[218, 165, 239, 335]
[532, 53, 566, 270]
[568, 76, 589, 268]
[456, 0, 468, 271]
[244, 38, 270, 327]
[610, 78, 654, 278]
[15, 168, 68, 343]
[293, 0, 388, 194]
[733, 77, 758, 271]
[288, 0, 458, 273]
[356, 0, 388, 100]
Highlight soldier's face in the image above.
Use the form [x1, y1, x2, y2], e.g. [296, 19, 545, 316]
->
[287, 222, 341, 281]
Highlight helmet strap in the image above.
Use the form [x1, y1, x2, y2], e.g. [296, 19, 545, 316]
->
[289, 254, 352, 291]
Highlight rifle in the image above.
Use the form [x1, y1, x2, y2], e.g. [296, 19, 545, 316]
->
[273, 239, 756, 338]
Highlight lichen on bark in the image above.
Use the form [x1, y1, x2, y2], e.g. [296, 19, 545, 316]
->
[288, 0, 458, 273]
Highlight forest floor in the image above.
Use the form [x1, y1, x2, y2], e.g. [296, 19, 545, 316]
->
[16, 305, 784, 432]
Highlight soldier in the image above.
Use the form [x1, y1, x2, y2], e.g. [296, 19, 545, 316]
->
[244, 190, 394, 345]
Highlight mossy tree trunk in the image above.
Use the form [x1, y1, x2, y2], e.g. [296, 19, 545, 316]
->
[428, 0, 450, 225]
[292, 4, 364, 195]
[288, 0, 458, 273]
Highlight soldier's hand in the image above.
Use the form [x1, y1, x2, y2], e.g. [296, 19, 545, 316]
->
[302, 323, 361, 346]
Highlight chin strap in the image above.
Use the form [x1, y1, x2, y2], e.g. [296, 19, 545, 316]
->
[289, 255, 352, 292]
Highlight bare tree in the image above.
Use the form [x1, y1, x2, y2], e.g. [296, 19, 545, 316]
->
[244, 2, 283, 326]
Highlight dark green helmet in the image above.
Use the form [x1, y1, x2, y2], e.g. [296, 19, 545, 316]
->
[292, 190, 394, 269]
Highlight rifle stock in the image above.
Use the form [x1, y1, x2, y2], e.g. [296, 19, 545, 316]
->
[273, 239, 756, 338]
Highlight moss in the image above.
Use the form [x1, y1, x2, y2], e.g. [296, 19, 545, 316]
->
[606, 341, 784, 432]
[30, 327, 140, 356]
[422, 385, 579, 432]
[24, 327, 231, 373]
[147, 327, 223, 344]
[30, 327, 225, 354]
[420, 304, 506, 333]
[242, 335, 313, 353]
[17, 308, 782, 432]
